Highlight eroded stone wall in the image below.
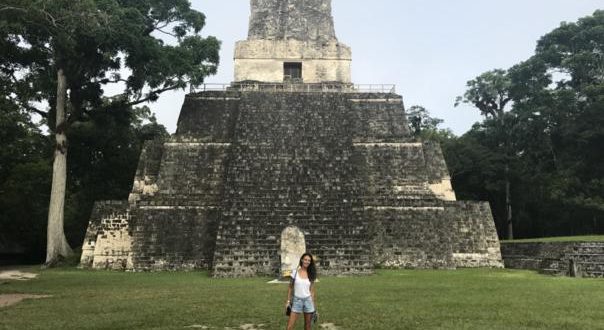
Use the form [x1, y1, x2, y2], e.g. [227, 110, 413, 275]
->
[81, 90, 503, 276]
[79, 201, 132, 270]
[366, 207, 454, 268]
[234, 40, 352, 83]
[175, 91, 241, 139]
[130, 205, 219, 270]
[423, 141, 456, 201]
[248, 0, 337, 42]
[448, 202, 503, 268]
[129, 140, 163, 204]
[235, 0, 351, 83]
[212, 92, 372, 277]
[501, 242, 604, 278]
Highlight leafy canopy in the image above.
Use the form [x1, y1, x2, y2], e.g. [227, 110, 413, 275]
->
[0, 0, 220, 121]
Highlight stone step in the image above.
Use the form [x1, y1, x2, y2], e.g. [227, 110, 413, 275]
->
[540, 268, 562, 276]
[568, 253, 604, 258]
[582, 271, 604, 277]
[214, 249, 372, 256]
[214, 247, 371, 255]
[568, 260, 604, 266]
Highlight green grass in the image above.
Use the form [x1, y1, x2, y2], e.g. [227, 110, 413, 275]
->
[502, 235, 604, 243]
[1, 267, 603, 330]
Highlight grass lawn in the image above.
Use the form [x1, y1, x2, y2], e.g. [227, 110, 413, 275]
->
[502, 235, 604, 243]
[1, 267, 603, 330]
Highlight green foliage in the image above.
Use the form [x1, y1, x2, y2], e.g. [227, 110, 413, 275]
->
[0, 103, 168, 261]
[455, 69, 512, 119]
[0, 108, 50, 182]
[406, 105, 454, 143]
[536, 10, 604, 89]
[0, 269, 603, 329]
[447, 10, 604, 238]
[64, 104, 168, 247]
[0, 0, 217, 260]
[0, 0, 220, 122]
[406, 105, 444, 134]
[0, 160, 52, 261]
[0, 107, 51, 261]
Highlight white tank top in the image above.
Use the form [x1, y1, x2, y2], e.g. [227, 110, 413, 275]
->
[292, 268, 312, 298]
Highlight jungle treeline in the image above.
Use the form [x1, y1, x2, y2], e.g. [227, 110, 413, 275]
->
[0, 9, 602, 262]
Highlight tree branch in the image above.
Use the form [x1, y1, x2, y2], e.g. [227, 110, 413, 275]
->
[101, 77, 128, 84]
[0, 6, 28, 13]
[122, 84, 183, 107]
[31, 107, 49, 118]
[42, 9, 58, 27]
[16, 100, 49, 118]
[155, 27, 178, 38]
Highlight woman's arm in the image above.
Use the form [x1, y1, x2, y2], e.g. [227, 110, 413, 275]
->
[311, 282, 317, 309]
[285, 282, 293, 307]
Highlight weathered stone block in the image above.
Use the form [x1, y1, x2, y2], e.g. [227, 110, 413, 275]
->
[248, 0, 337, 42]
[501, 242, 604, 278]
[81, 90, 503, 276]
[235, 0, 351, 83]
[80, 0, 502, 276]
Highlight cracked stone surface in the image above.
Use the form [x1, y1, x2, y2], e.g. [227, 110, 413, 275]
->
[248, 0, 337, 41]
[81, 92, 503, 275]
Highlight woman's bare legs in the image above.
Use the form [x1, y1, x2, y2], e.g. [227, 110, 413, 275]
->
[286, 312, 299, 330]
[304, 313, 313, 330]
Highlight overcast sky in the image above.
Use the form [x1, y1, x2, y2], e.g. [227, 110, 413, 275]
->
[147, 0, 603, 135]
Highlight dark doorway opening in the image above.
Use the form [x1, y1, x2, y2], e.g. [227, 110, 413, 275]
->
[284, 62, 302, 81]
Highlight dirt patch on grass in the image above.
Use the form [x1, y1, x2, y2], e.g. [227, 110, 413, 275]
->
[185, 325, 267, 329]
[0, 294, 51, 308]
[239, 325, 266, 330]
[320, 323, 340, 330]
[222, 325, 266, 330]
[0, 270, 39, 281]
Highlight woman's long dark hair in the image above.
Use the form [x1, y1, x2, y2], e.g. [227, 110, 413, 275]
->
[299, 253, 317, 282]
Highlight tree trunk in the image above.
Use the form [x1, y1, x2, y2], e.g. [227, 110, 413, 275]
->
[45, 68, 73, 265]
[505, 164, 513, 240]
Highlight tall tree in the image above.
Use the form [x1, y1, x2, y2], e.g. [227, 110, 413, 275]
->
[406, 105, 444, 135]
[0, 0, 220, 265]
[531, 10, 604, 220]
[456, 69, 516, 239]
[448, 10, 604, 238]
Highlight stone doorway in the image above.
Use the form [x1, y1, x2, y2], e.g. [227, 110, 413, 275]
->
[280, 226, 306, 278]
[284, 62, 302, 81]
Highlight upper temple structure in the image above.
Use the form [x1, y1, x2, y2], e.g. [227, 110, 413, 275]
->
[234, 0, 351, 83]
[80, 0, 503, 276]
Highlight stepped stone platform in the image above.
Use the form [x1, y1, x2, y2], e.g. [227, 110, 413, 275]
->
[501, 242, 604, 278]
[80, 88, 503, 277]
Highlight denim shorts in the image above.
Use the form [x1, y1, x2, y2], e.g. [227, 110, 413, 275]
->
[291, 296, 315, 314]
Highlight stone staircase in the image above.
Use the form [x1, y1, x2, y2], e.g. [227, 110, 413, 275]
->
[565, 244, 604, 277]
[82, 89, 504, 274]
[212, 92, 373, 277]
[501, 242, 604, 278]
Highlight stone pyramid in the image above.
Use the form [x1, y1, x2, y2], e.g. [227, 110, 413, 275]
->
[80, 0, 503, 276]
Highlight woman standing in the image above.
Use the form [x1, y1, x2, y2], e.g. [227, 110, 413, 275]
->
[285, 253, 317, 330]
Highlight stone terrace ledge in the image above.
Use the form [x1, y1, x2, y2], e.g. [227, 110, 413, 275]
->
[191, 82, 397, 94]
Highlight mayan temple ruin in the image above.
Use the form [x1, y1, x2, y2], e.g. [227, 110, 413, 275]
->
[80, 0, 503, 277]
